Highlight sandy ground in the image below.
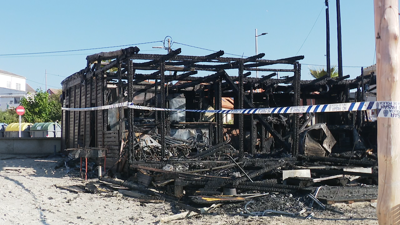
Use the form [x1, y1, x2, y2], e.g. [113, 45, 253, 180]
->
[0, 155, 378, 225]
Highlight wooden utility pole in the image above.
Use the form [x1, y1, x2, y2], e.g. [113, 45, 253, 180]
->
[374, 1, 400, 224]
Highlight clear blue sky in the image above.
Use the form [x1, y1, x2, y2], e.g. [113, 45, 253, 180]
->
[0, 1, 378, 91]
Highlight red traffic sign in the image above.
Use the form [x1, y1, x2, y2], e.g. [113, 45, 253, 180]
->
[16, 105, 25, 116]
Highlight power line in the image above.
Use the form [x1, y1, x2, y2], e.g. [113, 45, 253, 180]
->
[174, 42, 246, 57]
[175, 41, 367, 68]
[0, 49, 168, 59]
[26, 78, 60, 89]
[303, 63, 365, 68]
[46, 72, 68, 78]
[295, 6, 325, 55]
[0, 53, 89, 58]
[0, 41, 163, 57]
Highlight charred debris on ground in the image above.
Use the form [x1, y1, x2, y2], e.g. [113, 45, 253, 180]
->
[59, 47, 378, 219]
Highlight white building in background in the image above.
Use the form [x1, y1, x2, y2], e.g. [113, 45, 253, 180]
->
[0, 70, 34, 111]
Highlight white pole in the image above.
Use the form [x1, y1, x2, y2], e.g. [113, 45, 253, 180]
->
[19, 115, 21, 138]
[45, 70, 47, 92]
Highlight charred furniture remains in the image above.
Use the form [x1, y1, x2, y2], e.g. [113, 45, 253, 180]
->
[61, 46, 378, 213]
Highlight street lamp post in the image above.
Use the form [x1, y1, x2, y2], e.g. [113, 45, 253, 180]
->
[255, 29, 267, 78]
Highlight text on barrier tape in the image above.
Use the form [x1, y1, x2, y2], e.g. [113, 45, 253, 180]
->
[61, 101, 400, 118]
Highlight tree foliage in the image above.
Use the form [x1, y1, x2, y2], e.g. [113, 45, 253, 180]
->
[0, 109, 19, 124]
[20, 90, 62, 123]
[310, 66, 339, 79]
[48, 90, 62, 122]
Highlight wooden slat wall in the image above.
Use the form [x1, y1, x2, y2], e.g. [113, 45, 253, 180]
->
[103, 87, 108, 148]
[104, 131, 120, 158]
[62, 90, 68, 150]
[96, 76, 104, 147]
[69, 87, 75, 148]
[92, 77, 97, 147]
[85, 80, 91, 147]
[80, 84, 85, 146]
[74, 85, 80, 147]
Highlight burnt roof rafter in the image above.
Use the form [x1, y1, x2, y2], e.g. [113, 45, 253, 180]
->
[62, 46, 305, 88]
[131, 48, 182, 67]
[133, 71, 199, 83]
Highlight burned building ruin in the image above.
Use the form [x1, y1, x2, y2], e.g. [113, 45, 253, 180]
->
[61, 46, 378, 206]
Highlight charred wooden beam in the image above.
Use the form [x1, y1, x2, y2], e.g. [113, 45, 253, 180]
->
[331, 74, 350, 83]
[215, 77, 223, 144]
[205, 50, 224, 59]
[193, 61, 239, 70]
[291, 62, 301, 156]
[276, 55, 305, 63]
[250, 84, 256, 155]
[232, 161, 287, 185]
[238, 61, 244, 159]
[221, 72, 251, 90]
[133, 71, 198, 82]
[86, 46, 140, 63]
[131, 48, 182, 67]
[127, 59, 135, 161]
[298, 155, 377, 167]
[169, 70, 224, 91]
[236, 182, 305, 193]
[245, 68, 296, 72]
[258, 73, 277, 82]
[222, 71, 290, 151]
[160, 61, 166, 159]
[128, 52, 303, 64]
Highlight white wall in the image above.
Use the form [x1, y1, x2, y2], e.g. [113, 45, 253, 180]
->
[0, 71, 27, 111]
[0, 88, 26, 111]
[0, 74, 26, 91]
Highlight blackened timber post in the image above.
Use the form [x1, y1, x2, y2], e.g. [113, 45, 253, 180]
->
[215, 77, 223, 144]
[359, 68, 365, 133]
[356, 82, 362, 129]
[118, 59, 123, 146]
[261, 123, 266, 153]
[155, 78, 159, 124]
[292, 62, 301, 156]
[78, 82, 82, 147]
[250, 83, 256, 155]
[61, 90, 65, 151]
[127, 59, 135, 161]
[239, 61, 244, 159]
[102, 74, 107, 148]
[160, 61, 166, 160]
[361, 67, 365, 101]
[82, 83, 86, 146]
[72, 86, 76, 147]
[261, 85, 268, 153]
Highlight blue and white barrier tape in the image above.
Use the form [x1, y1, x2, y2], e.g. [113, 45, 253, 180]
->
[62, 101, 400, 118]
[61, 102, 130, 112]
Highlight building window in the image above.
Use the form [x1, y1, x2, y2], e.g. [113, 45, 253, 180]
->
[16, 83, 21, 90]
[6, 81, 11, 88]
[14, 97, 21, 104]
